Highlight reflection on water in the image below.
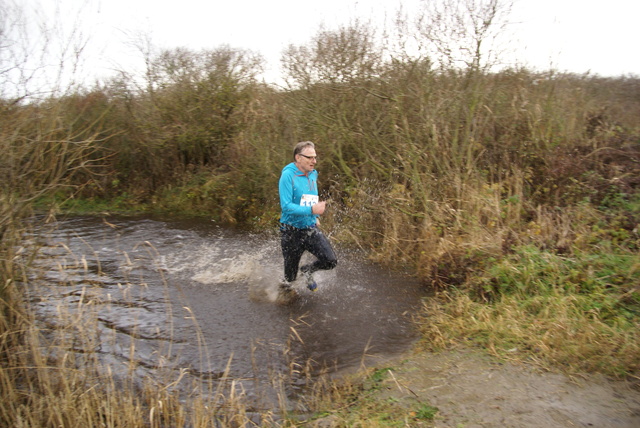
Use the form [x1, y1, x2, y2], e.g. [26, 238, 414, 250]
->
[24, 215, 427, 402]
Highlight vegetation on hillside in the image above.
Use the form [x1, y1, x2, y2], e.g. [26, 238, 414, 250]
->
[1, 0, 638, 425]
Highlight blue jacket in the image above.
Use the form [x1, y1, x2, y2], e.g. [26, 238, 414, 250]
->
[279, 162, 319, 229]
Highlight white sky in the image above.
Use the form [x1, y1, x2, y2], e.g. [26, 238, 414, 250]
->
[23, 0, 640, 88]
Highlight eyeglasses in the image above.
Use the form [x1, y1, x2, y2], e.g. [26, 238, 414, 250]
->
[298, 154, 317, 160]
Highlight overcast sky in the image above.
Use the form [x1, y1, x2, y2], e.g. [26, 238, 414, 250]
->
[25, 0, 640, 87]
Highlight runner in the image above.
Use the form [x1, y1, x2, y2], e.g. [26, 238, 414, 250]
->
[278, 141, 337, 294]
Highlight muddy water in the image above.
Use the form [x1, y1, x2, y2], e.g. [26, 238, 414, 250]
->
[25, 215, 426, 400]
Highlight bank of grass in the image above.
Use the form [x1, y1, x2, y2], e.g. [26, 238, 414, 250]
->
[293, 367, 439, 427]
[416, 199, 640, 378]
[35, 169, 282, 227]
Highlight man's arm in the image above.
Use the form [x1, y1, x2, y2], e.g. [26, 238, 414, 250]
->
[279, 171, 314, 217]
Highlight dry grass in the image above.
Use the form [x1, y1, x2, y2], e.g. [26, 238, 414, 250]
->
[419, 291, 640, 378]
[415, 202, 640, 378]
[1, 280, 247, 427]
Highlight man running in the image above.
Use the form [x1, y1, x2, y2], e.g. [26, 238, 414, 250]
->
[278, 141, 338, 292]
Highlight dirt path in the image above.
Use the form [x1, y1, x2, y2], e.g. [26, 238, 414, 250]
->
[374, 348, 640, 427]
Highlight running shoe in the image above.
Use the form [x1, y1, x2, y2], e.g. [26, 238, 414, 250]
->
[305, 272, 318, 291]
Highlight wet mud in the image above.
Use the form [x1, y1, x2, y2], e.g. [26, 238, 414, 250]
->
[375, 349, 640, 427]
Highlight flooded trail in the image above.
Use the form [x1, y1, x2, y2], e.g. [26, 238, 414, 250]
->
[23, 214, 640, 426]
[24, 215, 427, 400]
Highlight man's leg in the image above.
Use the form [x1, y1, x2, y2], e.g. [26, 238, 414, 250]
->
[281, 229, 305, 282]
[300, 229, 338, 275]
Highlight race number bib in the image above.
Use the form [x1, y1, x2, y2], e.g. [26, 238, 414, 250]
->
[300, 194, 319, 207]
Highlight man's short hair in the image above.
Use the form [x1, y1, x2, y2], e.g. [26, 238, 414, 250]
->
[293, 141, 315, 160]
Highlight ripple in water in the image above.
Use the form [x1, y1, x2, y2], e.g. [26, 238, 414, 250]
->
[23, 215, 428, 403]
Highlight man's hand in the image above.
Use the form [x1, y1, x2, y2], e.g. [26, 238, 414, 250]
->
[312, 201, 326, 215]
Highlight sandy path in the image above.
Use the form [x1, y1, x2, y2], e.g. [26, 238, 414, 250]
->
[375, 348, 640, 427]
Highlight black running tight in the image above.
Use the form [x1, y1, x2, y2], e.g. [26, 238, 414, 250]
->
[280, 227, 338, 282]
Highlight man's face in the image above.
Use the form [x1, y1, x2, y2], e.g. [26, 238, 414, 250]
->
[296, 148, 317, 174]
